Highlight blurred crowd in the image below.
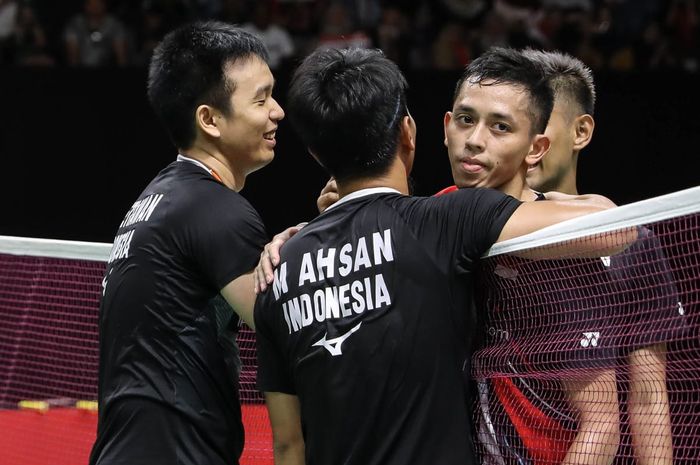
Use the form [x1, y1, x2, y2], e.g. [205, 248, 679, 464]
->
[0, 0, 697, 72]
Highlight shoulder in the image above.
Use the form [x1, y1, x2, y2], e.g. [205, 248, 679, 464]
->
[159, 166, 262, 226]
[541, 191, 617, 208]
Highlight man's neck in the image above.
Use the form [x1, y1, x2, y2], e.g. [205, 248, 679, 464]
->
[498, 169, 536, 201]
[179, 147, 245, 191]
[336, 158, 410, 198]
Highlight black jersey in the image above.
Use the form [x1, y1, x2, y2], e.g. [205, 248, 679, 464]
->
[255, 187, 521, 465]
[89, 158, 267, 465]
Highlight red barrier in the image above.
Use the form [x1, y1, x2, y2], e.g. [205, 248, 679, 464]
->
[0, 404, 273, 465]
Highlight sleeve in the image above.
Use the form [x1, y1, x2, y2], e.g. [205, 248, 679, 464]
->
[189, 190, 268, 290]
[439, 188, 521, 267]
[400, 187, 520, 276]
[255, 294, 296, 394]
[457, 188, 522, 260]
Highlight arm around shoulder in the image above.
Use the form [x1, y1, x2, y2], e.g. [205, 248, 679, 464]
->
[496, 196, 635, 258]
[497, 197, 614, 243]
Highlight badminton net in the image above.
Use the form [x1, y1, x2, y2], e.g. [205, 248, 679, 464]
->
[0, 237, 272, 465]
[474, 186, 700, 465]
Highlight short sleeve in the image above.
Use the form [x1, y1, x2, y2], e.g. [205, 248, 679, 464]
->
[458, 188, 522, 260]
[418, 188, 520, 271]
[255, 294, 296, 394]
[188, 190, 268, 290]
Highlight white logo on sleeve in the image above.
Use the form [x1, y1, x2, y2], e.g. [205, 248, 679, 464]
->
[312, 322, 363, 356]
[581, 332, 600, 347]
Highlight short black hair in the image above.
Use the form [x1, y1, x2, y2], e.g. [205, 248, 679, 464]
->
[147, 21, 269, 149]
[522, 48, 596, 116]
[287, 48, 408, 182]
[453, 47, 553, 135]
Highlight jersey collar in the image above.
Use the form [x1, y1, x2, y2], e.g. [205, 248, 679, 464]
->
[324, 187, 402, 212]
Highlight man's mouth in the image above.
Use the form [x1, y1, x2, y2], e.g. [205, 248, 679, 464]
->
[460, 158, 485, 173]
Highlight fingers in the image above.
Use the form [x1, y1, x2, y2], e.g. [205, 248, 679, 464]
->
[317, 178, 339, 213]
[255, 224, 308, 294]
[254, 250, 269, 294]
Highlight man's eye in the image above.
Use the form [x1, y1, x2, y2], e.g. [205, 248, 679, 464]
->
[457, 115, 473, 124]
[494, 123, 510, 132]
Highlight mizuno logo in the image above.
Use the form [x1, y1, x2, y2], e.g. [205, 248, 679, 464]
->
[580, 331, 600, 347]
[312, 322, 362, 356]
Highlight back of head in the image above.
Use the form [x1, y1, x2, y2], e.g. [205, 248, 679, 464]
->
[454, 47, 553, 135]
[287, 48, 408, 182]
[521, 48, 596, 117]
[147, 21, 269, 150]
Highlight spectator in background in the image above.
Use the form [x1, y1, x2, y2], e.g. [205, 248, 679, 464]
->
[432, 21, 472, 70]
[63, 0, 128, 67]
[316, 2, 371, 50]
[338, 0, 382, 31]
[473, 9, 509, 56]
[241, 1, 295, 69]
[0, 0, 18, 63]
[12, 1, 54, 66]
[375, 5, 410, 68]
[666, 0, 699, 72]
[130, 1, 170, 66]
[274, 0, 325, 58]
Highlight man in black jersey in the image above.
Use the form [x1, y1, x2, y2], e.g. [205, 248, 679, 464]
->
[88, 22, 284, 465]
[253, 47, 617, 465]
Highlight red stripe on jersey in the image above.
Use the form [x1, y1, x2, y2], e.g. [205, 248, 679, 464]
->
[434, 185, 458, 196]
[492, 377, 575, 465]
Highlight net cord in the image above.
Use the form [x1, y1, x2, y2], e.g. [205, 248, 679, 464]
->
[0, 235, 111, 261]
[0, 186, 698, 261]
[486, 185, 700, 257]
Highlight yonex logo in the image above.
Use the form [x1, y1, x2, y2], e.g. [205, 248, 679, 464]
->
[312, 322, 362, 356]
[600, 256, 611, 267]
[581, 332, 600, 347]
[678, 301, 685, 316]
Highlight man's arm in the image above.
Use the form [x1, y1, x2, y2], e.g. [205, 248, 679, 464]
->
[497, 196, 635, 258]
[220, 271, 256, 329]
[497, 195, 616, 242]
[265, 392, 305, 465]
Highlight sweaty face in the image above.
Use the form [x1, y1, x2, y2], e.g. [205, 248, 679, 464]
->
[444, 81, 537, 192]
[218, 57, 285, 175]
[527, 98, 576, 192]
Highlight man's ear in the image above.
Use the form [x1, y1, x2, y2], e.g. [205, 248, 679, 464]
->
[573, 114, 595, 151]
[399, 114, 416, 151]
[526, 133, 550, 167]
[195, 104, 221, 138]
[443, 111, 452, 148]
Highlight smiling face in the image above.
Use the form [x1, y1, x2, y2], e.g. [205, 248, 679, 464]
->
[218, 56, 285, 175]
[444, 79, 545, 195]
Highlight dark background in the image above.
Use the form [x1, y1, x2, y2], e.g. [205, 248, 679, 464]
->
[0, 66, 698, 244]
